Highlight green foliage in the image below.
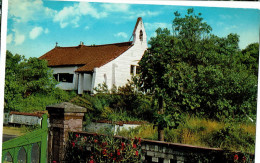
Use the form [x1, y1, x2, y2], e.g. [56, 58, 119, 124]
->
[65, 133, 142, 163]
[107, 109, 141, 122]
[20, 124, 40, 133]
[138, 8, 258, 121]
[72, 82, 154, 122]
[241, 42, 259, 75]
[4, 51, 76, 112]
[117, 115, 256, 154]
[203, 123, 255, 153]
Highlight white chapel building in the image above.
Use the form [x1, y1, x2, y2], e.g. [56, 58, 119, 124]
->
[39, 17, 147, 94]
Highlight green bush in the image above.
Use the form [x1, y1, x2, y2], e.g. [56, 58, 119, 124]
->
[203, 123, 255, 153]
[65, 133, 142, 163]
[73, 82, 154, 122]
[10, 89, 76, 112]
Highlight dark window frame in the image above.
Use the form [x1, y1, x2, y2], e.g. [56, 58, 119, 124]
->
[139, 30, 143, 41]
[53, 73, 74, 83]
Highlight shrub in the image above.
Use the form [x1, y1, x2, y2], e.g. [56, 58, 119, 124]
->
[203, 123, 255, 153]
[73, 82, 154, 122]
[65, 133, 142, 163]
[12, 89, 76, 112]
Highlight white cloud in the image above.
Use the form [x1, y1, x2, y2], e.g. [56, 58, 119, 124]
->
[114, 32, 128, 39]
[124, 10, 160, 20]
[219, 14, 232, 20]
[12, 29, 25, 45]
[29, 27, 44, 39]
[7, 34, 13, 44]
[15, 35, 25, 45]
[144, 22, 172, 32]
[225, 25, 238, 31]
[101, 4, 130, 12]
[9, 0, 56, 23]
[139, 11, 160, 17]
[54, 2, 107, 28]
[8, 0, 55, 46]
[79, 2, 107, 18]
[84, 26, 90, 30]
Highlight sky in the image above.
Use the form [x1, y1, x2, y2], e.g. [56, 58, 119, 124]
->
[6, 0, 260, 59]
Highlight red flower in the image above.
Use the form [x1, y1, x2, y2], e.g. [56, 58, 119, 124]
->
[102, 149, 107, 155]
[89, 160, 94, 163]
[117, 149, 121, 156]
[113, 157, 116, 161]
[71, 142, 75, 147]
[94, 139, 98, 143]
[52, 161, 57, 163]
[242, 156, 246, 161]
[234, 154, 239, 161]
[75, 134, 79, 138]
[102, 142, 108, 147]
[121, 142, 125, 150]
[133, 143, 137, 148]
[135, 151, 139, 156]
[138, 137, 141, 144]
[110, 153, 113, 157]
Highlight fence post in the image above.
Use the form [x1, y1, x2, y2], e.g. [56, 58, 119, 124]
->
[46, 102, 86, 163]
[40, 114, 48, 163]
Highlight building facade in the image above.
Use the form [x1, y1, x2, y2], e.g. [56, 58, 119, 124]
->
[40, 17, 147, 94]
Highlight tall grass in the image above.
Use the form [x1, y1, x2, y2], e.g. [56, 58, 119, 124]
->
[117, 115, 256, 154]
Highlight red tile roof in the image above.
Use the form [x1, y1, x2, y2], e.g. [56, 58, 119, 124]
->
[39, 42, 133, 72]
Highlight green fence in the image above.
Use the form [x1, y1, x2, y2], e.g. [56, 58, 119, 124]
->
[2, 114, 48, 163]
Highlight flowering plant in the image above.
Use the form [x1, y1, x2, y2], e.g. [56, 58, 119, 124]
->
[65, 133, 142, 163]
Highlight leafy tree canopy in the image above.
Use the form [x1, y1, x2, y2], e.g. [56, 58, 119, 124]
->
[138, 8, 258, 122]
[4, 51, 73, 112]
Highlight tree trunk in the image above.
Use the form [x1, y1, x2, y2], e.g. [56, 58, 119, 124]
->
[158, 96, 164, 141]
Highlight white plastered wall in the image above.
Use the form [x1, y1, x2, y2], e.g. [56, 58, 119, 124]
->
[93, 19, 147, 91]
[51, 66, 79, 90]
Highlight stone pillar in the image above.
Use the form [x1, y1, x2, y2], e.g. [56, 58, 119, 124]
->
[47, 102, 87, 163]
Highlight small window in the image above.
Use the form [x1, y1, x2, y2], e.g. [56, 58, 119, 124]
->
[130, 65, 140, 75]
[54, 73, 73, 83]
[139, 30, 143, 41]
[136, 66, 140, 75]
[130, 65, 135, 75]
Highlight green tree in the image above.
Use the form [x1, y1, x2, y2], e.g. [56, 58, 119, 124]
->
[4, 51, 68, 112]
[241, 43, 259, 75]
[4, 51, 25, 111]
[138, 9, 258, 140]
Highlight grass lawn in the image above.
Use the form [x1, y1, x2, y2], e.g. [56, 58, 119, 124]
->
[3, 126, 28, 136]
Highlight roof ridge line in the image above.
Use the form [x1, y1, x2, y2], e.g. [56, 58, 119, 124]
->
[54, 41, 133, 48]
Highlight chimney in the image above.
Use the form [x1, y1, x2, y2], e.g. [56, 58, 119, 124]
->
[80, 41, 84, 46]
